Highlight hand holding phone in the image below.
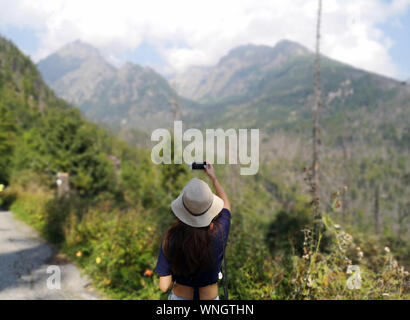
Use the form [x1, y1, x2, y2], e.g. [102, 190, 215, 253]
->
[190, 162, 207, 170]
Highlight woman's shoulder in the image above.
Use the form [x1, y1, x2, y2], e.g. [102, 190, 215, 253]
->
[214, 208, 231, 232]
[216, 208, 231, 222]
[211, 209, 230, 246]
[220, 208, 231, 215]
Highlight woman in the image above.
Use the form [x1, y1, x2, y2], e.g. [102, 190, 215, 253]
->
[154, 163, 231, 300]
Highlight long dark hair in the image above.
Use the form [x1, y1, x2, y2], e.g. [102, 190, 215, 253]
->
[163, 218, 220, 276]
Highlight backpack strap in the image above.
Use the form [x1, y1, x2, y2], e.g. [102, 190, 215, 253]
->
[220, 227, 229, 300]
[193, 286, 200, 300]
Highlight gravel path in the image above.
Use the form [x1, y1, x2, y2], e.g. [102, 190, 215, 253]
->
[0, 210, 101, 300]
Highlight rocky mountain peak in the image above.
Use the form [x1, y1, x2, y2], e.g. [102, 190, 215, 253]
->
[219, 40, 310, 66]
[56, 39, 102, 60]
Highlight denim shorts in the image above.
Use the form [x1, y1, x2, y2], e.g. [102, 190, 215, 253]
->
[168, 290, 219, 300]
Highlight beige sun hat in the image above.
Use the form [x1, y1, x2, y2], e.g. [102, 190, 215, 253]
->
[171, 178, 224, 228]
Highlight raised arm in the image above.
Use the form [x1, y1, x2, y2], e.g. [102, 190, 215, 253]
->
[204, 163, 231, 211]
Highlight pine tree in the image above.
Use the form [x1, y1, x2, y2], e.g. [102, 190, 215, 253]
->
[0, 104, 16, 183]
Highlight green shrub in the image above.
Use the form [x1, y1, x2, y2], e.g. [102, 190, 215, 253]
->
[64, 207, 163, 299]
[266, 201, 333, 257]
[10, 186, 53, 232]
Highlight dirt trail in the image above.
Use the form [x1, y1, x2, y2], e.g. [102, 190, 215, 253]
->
[0, 210, 101, 300]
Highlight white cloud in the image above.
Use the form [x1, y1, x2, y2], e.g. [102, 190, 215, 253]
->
[0, 0, 409, 78]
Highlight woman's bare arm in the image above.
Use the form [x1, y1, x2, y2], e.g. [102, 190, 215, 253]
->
[205, 163, 231, 211]
[159, 275, 173, 293]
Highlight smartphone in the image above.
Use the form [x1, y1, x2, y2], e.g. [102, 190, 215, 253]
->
[190, 162, 207, 170]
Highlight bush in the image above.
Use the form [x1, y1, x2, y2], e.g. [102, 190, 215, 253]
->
[64, 207, 163, 299]
[266, 201, 333, 257]
[0, 187, 17, 209]
[10, 185, 53, 232]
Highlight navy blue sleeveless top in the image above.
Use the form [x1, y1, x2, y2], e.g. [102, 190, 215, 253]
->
[154, 208, 231, 299]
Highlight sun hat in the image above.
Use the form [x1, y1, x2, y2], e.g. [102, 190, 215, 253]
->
[171, 178, 224, 228]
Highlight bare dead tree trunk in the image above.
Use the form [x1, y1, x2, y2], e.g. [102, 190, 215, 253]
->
[398, 204, 403, 240]
[312, 0, 322, 233]
[397, 202, 409, 240]
[171, 84, 181, 123]
[374, 185, 380, 234]
[341, 124, 350, 224]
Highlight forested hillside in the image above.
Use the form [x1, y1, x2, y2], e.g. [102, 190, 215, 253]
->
[1, 35, 409, 300]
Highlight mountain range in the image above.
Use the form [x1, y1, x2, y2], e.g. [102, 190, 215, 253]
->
[170, 40, 311, 103]
[172, 41, 408, 135]
[38, 40, 196, 131]
[38, 40, 409, 141]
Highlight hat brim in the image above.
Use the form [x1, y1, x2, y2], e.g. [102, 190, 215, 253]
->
[171, 192, 224, 228]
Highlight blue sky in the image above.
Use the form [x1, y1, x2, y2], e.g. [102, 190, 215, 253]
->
[0, 0, 409, 79]
[1, 25, 167, 70]
[1, 25, 40, 56]
[377, 9, 410, 79]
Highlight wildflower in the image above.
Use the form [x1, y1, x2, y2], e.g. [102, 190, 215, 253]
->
[344, 233, 353, 242]
[384, 247, 390, 253]
[76, 251, 82, 258]
[140, 279, 146, 287]
[302, 254, 310, 260]
[144, 269, 153, 277]
[96, 257, 101, 264]
[306, 276, 313, 288]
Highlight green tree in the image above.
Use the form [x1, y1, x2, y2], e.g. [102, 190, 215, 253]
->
[13, 108, 115, 196]
[0, 104, 16, 183]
